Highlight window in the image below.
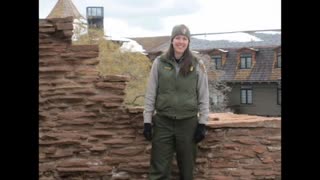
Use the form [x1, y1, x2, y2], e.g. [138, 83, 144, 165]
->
[240, 54, 252, 69]
[212, 55, 222, 69]
[277, 53, 281, 68]
[212, 94, 224, 105]
[87, 8, 92, 16]
[96, 8, 102, 16]
[277, 88, 281, 105]
[87, 7, 103, 17]
[241, 89, 252, 104]
[92, 8, 97, 16]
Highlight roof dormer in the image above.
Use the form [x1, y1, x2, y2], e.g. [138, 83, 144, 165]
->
[236, 47, 259, 69]
[207, 49, 228, 70]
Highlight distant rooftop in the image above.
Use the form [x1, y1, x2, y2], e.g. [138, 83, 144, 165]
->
[132, 29, 281, 53]
[190, 30, 281, 50]
[47, 0, 84, 19]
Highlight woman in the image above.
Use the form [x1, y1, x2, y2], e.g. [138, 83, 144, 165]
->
[143, 24, 209, 180]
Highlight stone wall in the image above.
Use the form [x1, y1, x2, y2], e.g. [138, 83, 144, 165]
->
[201, 114, 281, 179]
[39, 17, 281, 180]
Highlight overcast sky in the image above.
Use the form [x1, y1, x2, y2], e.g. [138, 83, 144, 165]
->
[39, 0, 281, 38]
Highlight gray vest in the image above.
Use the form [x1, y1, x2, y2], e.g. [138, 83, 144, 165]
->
[155, 56, 198, 119]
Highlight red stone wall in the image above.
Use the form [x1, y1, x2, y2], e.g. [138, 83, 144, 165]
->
[39, 17, 281, 180]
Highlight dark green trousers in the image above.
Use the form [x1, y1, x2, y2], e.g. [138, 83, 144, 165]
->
[149, 114, 198, 180]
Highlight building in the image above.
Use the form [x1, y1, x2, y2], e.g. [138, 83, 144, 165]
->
[46, 0, 84, 19]
[206, 46, 281, 116]
[46, 0, 88, 41]
[86, 7, 104, 30]
[132, 30, 281, 116]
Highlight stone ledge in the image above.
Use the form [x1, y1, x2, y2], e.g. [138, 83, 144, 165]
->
[208, 113, 281, 128]
[127, 106, 144, 113]
[97, 75, 130, 82]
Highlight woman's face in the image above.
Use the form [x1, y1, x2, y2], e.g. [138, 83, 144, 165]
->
[172, 35, 189, 56]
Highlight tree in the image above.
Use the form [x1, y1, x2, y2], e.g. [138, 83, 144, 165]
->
[197, 53, 231, 112]
[73, 29, 151, 106]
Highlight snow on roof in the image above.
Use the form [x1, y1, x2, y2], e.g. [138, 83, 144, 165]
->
[193, 32, 263, 42]
[217, 49, 228, 52]
[104, 36, 131, 42]
[103, 36, 146, 54]
[255, 31, 281, 34]
[119, 39, 147, 55]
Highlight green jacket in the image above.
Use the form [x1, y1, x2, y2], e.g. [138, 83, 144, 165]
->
[143, 55, 209, 124]
[155, 55, 199, 119]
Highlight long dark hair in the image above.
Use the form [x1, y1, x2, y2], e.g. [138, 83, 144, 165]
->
[164, 43, 194, 76]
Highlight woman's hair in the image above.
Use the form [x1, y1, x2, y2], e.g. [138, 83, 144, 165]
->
[164, 43, 194, 76]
